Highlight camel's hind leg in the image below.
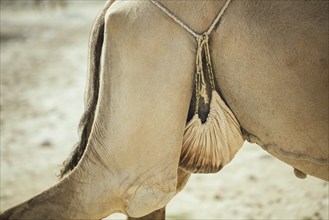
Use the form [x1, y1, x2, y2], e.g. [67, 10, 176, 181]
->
[126, 169, 189, 220]
[128, 207, 165, 220]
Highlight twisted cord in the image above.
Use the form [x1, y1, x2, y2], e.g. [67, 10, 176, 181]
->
[206, 0, 232, 35]
[150, 0, 201, 38]
[203, 35, 216, 91]
[150, 0, 232, 115]
[150, 0, 232, 38]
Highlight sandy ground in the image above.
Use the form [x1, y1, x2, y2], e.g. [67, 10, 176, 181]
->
[0, 2, 328, 220]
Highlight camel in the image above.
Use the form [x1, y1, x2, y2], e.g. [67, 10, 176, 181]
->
[1, 0, 328, 219]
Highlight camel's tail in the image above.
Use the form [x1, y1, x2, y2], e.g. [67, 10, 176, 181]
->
[60, 0, 114, 178]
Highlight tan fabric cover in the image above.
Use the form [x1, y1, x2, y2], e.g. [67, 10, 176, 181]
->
[180, 91, 244, 173]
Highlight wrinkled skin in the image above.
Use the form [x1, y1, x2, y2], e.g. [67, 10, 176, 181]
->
[0, 0, 327, 219]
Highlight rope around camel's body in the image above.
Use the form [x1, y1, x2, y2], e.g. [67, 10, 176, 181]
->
[150, 0, 232, 38]
[150, 0, 232, 115]
[150, 0, 244, 174]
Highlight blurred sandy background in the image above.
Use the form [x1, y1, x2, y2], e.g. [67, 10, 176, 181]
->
[0, 1, 328, 219]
